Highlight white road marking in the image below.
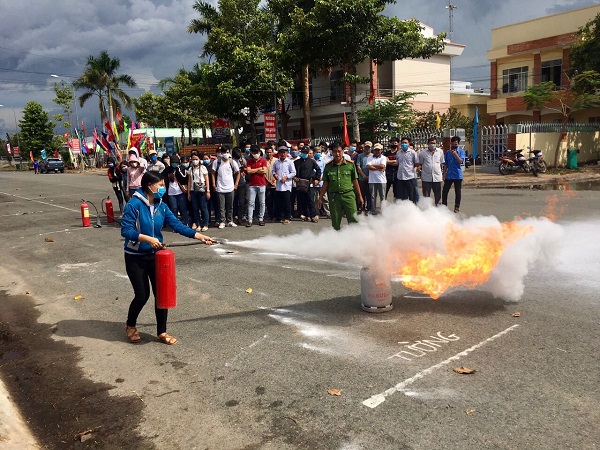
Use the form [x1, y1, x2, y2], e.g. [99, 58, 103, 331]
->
[38, 227, 89, 236]
[0, 191, 80, 212]
[362, 324, 520, 409]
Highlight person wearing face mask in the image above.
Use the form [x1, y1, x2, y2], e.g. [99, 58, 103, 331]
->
[356, 141, 372, 215]
[120, 160, 130, 199]
[232, 147, 248, 225]
[312, 146, 330, 218]
[289, 144, 300, 218]
[347, 140, 359, 162]
[211, 146, 240, 229]
[121, 171, 215, 346]
[272, 143, 296, 224]
[245, 145, 268, 227]
[126, 147, 147, 198]
[384, 137, 400, 199]
[106, 157, 125, 212]
[165, 154, 189, 226]
[188, 152, 211, 231]
[442, 136, 466, 213]
[264, 146, 277, 221]
[418, 137, 445, 206]
[147, 149, 165, 173]
[394, 137, 419, 203]
[293, 146, 321, 223]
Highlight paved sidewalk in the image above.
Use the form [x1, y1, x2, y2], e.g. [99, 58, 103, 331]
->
[462, 164, 600, 188]
[0, 378, 38, 449]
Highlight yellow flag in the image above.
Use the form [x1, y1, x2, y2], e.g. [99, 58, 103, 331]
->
[435, 113, 441, 130]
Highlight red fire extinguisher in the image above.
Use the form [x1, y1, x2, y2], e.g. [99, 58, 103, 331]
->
[105, 197, 114, 223]
[81, 200, 91, 227]
[155, 249, 177, 309]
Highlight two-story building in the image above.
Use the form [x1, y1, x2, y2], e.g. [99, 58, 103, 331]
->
[259, 23, 464, 140]
[487, 4, 600, 125]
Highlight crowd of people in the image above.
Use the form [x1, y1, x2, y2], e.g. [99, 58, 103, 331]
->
[107, 136, 467, 232]
[114, 137, 467, 345]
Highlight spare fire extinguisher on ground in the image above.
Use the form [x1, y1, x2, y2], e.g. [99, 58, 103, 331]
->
[105, 197, 114, 223]
[155, 249, 177, 309]
[81, 200, 90, 227]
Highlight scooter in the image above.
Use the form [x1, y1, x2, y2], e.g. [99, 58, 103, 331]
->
[527, 147, 547, 177]
[498, 149, 531, 175]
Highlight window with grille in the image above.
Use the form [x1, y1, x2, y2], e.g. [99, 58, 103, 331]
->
[502, 66, 529, 93]
[330, 70, 344, 102]
[541, 59, 562, 86]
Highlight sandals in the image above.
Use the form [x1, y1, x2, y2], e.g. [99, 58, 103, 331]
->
[454, 206, 460, 214]
[158, 333, 177, 345]
[126, 326, 141, 343]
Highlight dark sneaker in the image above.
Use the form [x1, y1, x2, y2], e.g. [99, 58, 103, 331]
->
[258, 221, 265, 226]
[246, 221, 253, 227]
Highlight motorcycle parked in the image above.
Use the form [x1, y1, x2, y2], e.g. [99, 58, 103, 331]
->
[498, 149, 531, 175]
[527, 147, 547, 177]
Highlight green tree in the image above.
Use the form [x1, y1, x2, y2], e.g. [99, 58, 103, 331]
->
[414, 106, 476, 143]
[19, 101, 55, 159]
[52, 82, 75, 132]
[74, 50, 137, 126]
[133, 92, 164, 130]
[358, 92, 419, 141]
[276, 0, 446, 141]
[188, 0, 293, 142]
[524, 80, 600, 122]
[570, 13, 600, 76]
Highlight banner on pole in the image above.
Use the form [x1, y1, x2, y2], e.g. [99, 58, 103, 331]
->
[264, 113, 277, 141]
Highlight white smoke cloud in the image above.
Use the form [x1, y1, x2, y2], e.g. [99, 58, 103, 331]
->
[230, 201, 565, 302]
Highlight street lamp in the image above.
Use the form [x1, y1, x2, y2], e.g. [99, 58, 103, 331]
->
[0, 104, 22, 168]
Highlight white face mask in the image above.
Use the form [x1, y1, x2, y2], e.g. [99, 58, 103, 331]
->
[222, 153, 230, 159]
[192, 159, 200, 166]
[428, 144, 436, 151]
[252, 153, 260, 159]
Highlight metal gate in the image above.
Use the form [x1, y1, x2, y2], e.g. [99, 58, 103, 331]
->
[480, 125, 508, 166]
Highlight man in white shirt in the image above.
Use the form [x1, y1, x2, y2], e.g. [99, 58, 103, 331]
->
[366, 143, 387, 214]
[418, 137, 445, 205]
[272, 145, 297, 224]
[211, 147, 240, 229]
[394, 137, 419, 203]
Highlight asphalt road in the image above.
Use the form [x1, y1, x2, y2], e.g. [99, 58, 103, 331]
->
[0, 170, 599, 449]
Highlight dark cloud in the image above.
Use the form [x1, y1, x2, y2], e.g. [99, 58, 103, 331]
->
[0, 0, 597, 134]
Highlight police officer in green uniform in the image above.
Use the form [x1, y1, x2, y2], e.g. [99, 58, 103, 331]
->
[318, 142, 364, 230]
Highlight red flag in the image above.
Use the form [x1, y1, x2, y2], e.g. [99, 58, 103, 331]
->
[81, 120, 87, 139]
[29, 151, 34, 162]
[368, 79, 375, 104]
[104, 120, 115, 142]
[54, 150, 59, 158]
[342, 113, 350, 147]
[116, 110, 123, 131]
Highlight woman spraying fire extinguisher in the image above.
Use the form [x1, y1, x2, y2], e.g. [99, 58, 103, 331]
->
[121, 171, 215, 345]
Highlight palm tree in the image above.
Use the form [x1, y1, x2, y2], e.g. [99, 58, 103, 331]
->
[74, 50, 137, 126]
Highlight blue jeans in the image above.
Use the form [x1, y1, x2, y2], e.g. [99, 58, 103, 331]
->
[246, 185, 266, 222]
[190, 190, 209, 227]
[167, 193, 188, 225]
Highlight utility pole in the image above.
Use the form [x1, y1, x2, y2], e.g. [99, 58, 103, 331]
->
[446, 2, 458, 79]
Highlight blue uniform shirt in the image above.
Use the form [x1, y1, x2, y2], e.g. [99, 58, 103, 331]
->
[444, 148, 466, 180]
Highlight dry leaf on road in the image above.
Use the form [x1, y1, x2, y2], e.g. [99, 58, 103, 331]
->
[74, 295, 85, 301]
[453, 367, 476, 374]
[44, 237, 54, 242]
[512, 312, 521, 317]
[25, 291, 31, 295]
[465, 409, 477, 415]
[245, 288, 253, 294]
[327, 389, 341, 396]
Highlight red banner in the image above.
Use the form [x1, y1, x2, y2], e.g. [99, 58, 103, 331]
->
[12, 146, 20, 157]
[264, 113, 277, 141]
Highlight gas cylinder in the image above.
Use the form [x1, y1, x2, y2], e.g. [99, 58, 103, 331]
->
[81, 201, 91, 227]
[155, 249, 177, 309]
[105, 197, 114, 223]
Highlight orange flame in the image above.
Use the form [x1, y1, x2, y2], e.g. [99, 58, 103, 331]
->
[396, 222, 533, 299]
[544, 184, 576, 222]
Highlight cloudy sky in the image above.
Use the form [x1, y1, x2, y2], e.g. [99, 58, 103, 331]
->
[0, 0, 597, 135]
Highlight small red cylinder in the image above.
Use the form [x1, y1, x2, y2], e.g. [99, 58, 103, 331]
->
[155, 249, 177, 309]
[81, 201, 90, 227]
[105, 198, 114, 223]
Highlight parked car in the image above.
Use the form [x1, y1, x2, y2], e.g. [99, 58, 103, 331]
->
[40, 158, 65, 173]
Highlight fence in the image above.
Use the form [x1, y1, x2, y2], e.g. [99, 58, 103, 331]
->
[481, 125, 509, 166]
[311, 128, 440, 151]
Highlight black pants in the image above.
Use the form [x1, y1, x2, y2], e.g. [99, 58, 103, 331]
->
[394, 178, 416, 203]
[296, 189, 317, 218]
[290, 187, 298, 217]
[386, 171, 398, 199]
[442, 179, 462, 210]
[274, 190, 292, 220]
[358, 179, 370, 212]
[422, 181, 442, 205]
[111, 182, 125, 211]
[266, 188, 276, 219]
[125, 253, 168, 336]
